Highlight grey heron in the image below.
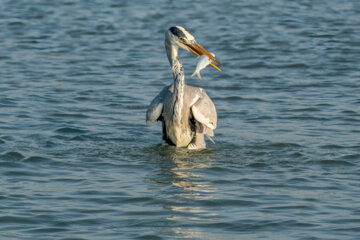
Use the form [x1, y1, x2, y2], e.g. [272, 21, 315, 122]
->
[146, 26, 222, 149]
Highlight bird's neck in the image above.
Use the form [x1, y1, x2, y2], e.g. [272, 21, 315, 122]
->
[165, 39, 185, 124]
[165, 42, 184, 86]
[171, 55, 185, 125]
[171, 56, 185, 88]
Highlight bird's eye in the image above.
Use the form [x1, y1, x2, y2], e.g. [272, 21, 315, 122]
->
[179, 37, 185, 42]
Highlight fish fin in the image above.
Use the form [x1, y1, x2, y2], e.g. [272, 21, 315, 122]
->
[206, 135, 215, 144]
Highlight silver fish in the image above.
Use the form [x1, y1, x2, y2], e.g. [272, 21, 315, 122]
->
[191, 53, 215, 80]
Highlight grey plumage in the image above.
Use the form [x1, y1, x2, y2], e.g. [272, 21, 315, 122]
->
[146, 26, 222, 149]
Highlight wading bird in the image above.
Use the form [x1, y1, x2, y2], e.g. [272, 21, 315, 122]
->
[146, 26, 222, 149]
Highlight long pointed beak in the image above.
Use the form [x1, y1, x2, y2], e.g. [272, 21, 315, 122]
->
[186, 41, 222, 71]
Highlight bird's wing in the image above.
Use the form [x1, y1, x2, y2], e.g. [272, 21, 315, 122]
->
[146, 87, 168, 126]
[191, 88, 217, 134]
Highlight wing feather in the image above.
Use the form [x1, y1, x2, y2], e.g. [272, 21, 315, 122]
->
[191, 89, 217, 131]
[146, 91, 165, 126]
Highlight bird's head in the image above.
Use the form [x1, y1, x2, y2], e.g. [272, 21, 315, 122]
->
[166, 26, 222, 71]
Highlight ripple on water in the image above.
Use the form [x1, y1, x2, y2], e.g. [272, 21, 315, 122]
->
[0, 216, 36, 225]
[247, 162, 269, 168]
[51, 113, 90, 119]
[203, 199, 258, 207]
[249, 142, 304, 150]
[1, 0, 360, 239]
[310, 159, 355, 167]
[320, 144, 348, 149]
[4, 169, 46, 177]
[341, 154, 360, 161]
[55, 127, 88, 134]
[23, 156, 50, 163]
[24, 227, 69, 234]
[0, 151, 25, 161]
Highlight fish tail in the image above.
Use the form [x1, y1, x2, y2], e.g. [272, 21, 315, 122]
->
[190, 71, 196, 78]
[197, 72, 202, 80]
[206, 135, 215, 144]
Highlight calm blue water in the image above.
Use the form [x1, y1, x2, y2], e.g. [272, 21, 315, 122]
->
[1, 0, 360, 239]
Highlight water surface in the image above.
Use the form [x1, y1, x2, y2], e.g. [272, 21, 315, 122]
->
[1, 0, 360, 239]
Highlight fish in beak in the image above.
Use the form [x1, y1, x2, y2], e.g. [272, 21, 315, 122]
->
[185, 41, 222, 71]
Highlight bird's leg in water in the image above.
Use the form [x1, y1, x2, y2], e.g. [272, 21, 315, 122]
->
[187, 133, 206, 150]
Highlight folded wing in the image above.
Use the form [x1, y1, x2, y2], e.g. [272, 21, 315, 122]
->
[191, 89, 217, 141]
[146, 93, 164, 126]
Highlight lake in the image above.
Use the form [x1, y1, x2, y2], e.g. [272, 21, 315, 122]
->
[0, 0, 359, 239]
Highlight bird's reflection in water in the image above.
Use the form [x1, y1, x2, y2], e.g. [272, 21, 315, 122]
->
[146, 145, 218, 239]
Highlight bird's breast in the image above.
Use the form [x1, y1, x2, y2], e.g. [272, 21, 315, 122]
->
[165, 119, 193, 147]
